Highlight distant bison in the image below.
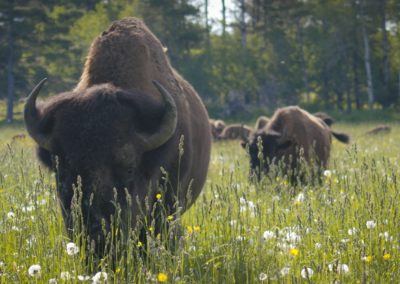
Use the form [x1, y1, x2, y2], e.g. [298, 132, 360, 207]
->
[25, 17, 211, 252]
[254, 116, 270, 130]
[218, 124, 253, 140]
[209, 119, 226, 139]
[242, 106, 349, 181]
[313, 112, 335, 127]
[365, 125, 391, 135]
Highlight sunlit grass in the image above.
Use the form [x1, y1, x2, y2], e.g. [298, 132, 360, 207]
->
[0, 122, 399, 282]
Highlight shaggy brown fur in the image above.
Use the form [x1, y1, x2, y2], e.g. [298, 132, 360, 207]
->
[254, 116, 270, 130]
[313, 112, 335, 127]
[365, 125, 391, 135]
[209, 119, 226, 139]
[218, 124, 253, 140]
[242, 106, 349, 180]
[25, 17, 211, 251]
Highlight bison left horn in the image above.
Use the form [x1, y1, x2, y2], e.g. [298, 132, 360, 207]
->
[24, 78, 53, 151]
[139, 81, 178, 151]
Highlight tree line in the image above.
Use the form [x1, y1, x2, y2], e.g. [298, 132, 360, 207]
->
[1, 0, 400, 122]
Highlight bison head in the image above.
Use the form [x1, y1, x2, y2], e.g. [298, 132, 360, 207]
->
[242, 130, 293, 180]
[25, 79, 177, 249]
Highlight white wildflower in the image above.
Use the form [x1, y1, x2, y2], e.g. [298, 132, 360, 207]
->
[284, 231, 301, 243]
[379, 231, 393, 242]
[48, 278, 57, 284]
[315, 242, 322, 249]
[66, 242, 79, 256]
[323, 170, 332, 178]
[60, 271, 71, 280]
[7, 212, 15, 219]
[28, 264, 41, 277]
[295, 193, 305, 202]
[366, 220, 376, 229]
[77, 275, 91, 281]
[262, 230, 275, 241]
[259, 272, 267, 281]
[338, 264, 349, 274]
[92, 272, 108, 283]
[348, 227, 359, 235]
[301, 267, 314, 279]
[280, 266, 290, 276]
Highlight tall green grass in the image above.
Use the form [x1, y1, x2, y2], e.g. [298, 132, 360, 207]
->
[0, 122, 399, 283]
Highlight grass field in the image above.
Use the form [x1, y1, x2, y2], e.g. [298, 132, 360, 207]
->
[0, 121, 399, 283]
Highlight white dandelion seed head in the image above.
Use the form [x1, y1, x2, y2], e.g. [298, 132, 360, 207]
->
[7, 212, 15, 219]
[284, 231, 301, 243]
[379, 231, 393, 242]
[280, 266, 290, 276]
[366, 220, 376, 229]
[262, 230, 275, 241]
[92, 272, 108, 283]
[66, 242, 79, 256]
[48, 278, 57, 284]
[338, 264, 349, 274]
[323, 170, 332, 178]
[28, 264, 41, 277]
[60, 271, 71, 280]
[341, 238, 350, 244]
[259, 272, 268, 281]
[348, 227, 359, 235]
[301, 267, 314, 279]
[77, 275, 91, 281]
[295, 193, 305, 202]
[315, 242, 322, 249]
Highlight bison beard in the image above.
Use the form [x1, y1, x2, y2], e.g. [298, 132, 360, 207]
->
[24, 18, 211, 255]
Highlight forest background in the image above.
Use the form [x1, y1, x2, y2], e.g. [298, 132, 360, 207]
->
[1, 0, 400, 122]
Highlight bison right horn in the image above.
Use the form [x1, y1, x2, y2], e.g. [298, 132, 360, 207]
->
[24, 78, 53, 151]
[139, 81, 178, 151]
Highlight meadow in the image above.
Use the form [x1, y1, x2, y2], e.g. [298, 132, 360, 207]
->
[0, 120, 399, 283]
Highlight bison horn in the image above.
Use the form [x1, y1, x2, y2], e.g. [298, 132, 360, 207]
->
[24, 78, 53, 151]
[140, 81, 178, 151]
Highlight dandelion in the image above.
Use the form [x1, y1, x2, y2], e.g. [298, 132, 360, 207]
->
[194, 225, 200, 232]
[28, 264, 41, 277]
[167, 215, 174, 221]
[280, 266, 290, 276]
[157, 272, 168, 282]
[289, 248, 299, 257]
[383, 253, 391, 260]
[92, 272, 108, 283]
[362, 255, 373, 263]
[77, 275, 91, 281]
[284, 231, 301, 243]
[49, 278, 57, 284]
[60, 271, 71, 280]
[348, 227, 359, 235]
[258, 272, 267, 281]
[366, 220, 376, 229]
[7, 212, 15, 219]
[186, 226, 193, 235]
[66, 242, 79, 256]
[137, 241, 143, 248]
[323, 170, 332, 178]
[156, 193, 162, 200]
[301, 267, 314, 279]
[338, 264, 349, 274]
[262, 230, 275, 241]
[295, 193, 305, 202]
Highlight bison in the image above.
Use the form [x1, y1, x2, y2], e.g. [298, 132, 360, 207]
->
[365, 125, 391, 135]
[209, 119, 226, 139]
[254, 116, 270, 130]
[218, 124, 253, 140]
[25, 17, 211, 251]
[242, 106, 349, 181]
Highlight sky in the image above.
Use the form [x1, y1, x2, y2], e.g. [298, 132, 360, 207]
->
[203, 0, 235, 33]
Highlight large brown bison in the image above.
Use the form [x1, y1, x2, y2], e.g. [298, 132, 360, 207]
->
[25, 18, 211, 251]
[218, 124, 253, 140]
[242, 106, 349, 181]
[209, 119, 226, 139]
[254, 116, 270, 130]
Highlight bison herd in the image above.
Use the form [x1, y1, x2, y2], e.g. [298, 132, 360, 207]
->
[23, 17, 387, 256]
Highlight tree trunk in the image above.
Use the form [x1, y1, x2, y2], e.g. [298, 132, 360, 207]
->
[380, 0, 390, 88]
[205, 0, 210, 48]
[361, 23, 374, 109]
[239, 0, 246, 48]
[6, 1, 15, 123]
[222, 0, 226, 36]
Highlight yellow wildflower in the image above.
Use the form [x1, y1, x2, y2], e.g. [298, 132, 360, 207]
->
[137, 241, 143, 248]
[194, 225, 200, 232]
[289, 248, 299, 257]
[383, 253, 391, 260]
[157, 272, 168, 282]
[156, 193, 162, 200]
[115, 267, 121, 274]
[362, 255, 373, 263]
[186, 226, 193, 235]
[167, 215, 174, 221]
